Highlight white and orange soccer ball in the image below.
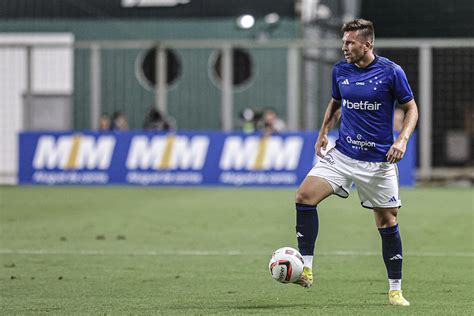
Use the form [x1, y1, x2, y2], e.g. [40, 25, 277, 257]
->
[268, 247, 304, 283]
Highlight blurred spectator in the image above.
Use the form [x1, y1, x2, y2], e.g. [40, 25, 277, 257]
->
[110, 111, 129, 130]
[143, 107, 172, 131]
[98, 114, 110, 130]
[393, 107, 405, 132]
[239, 107, 259, 133]
[261, 108, 286, 136]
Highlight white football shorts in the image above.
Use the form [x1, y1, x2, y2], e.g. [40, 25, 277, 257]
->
[307, 148, 401, 209]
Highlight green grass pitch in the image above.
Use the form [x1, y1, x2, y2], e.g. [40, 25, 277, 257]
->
[0, 186, 472, 315]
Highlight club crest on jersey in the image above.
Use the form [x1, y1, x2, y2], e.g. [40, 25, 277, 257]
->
[342, 99, 381, 111]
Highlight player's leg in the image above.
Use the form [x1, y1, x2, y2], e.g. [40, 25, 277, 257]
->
[293, 176, 334, 287]
[295, 175, 333, 267]
[374, 207, 402, 283]
[295, 150, 351, 267]
[294, 149, 353, 287]
[373, 207, 409, 306]
[355, 162, 409, 305]
[296, 176, 334, 263]
[296, 175, 334, 205]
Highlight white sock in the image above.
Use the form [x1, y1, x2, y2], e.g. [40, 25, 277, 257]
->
[389, 279, 402, 291]
[303, 255, 313, 269]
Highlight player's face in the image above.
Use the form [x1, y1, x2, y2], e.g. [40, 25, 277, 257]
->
[342, 31, 370, 64]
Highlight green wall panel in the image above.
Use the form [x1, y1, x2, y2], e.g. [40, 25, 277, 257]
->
[233, 48, 288, 124]
[167, 48, 221, 130]
[0, 18, 300, 130]
[74, 49, 91, 129]
[100, 48, 154, 129]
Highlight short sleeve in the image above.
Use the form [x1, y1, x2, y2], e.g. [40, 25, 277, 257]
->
[331, 66, 341, 100]
[393, 66, 414, 104]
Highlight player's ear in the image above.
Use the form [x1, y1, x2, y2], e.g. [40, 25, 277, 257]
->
[364, 40, 373, 51]
[370, 41, 375, 49]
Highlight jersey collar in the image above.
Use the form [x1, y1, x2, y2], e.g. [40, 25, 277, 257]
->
[351, 54, 379, 71]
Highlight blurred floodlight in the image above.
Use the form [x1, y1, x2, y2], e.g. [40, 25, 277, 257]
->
[264, 13, 280, 25]
[122, 0, 190, 7]
[236, 15, 255, 29]
[301, 0, 318, 23]
[316, 4, 331, 20]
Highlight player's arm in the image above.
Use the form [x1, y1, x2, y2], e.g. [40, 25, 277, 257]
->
[386, 99, 419, 163]
[315, 98, 342, 157]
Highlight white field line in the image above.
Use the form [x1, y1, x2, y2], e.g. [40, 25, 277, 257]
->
[0, 249, 473, 258]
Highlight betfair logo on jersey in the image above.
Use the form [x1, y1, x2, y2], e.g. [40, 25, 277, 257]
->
[126, 135, 209, 170]
[219, 136, 303, 170]
[342, 99, 381, 111]
[33, 135, 116, 170]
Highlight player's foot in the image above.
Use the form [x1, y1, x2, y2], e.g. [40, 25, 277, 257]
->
[294, 267, 313, 288]
[389, 290, 410, 306]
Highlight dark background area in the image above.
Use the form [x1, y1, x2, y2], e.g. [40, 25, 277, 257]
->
[0, 0, 296, 18]
[360, 0, 474, 38]
[2, 0, 473, 38]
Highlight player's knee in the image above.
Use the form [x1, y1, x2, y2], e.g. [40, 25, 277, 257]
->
[378, 219, 397, 228]
[375, 209, 398, 228]
[295, 189, 315, 205]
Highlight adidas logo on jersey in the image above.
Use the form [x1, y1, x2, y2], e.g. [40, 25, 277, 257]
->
[341, 79, 350, 85]
[388, 196, 397, 203]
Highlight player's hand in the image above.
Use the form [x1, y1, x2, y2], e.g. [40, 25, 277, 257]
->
[315, 134, 328, 158]
[386, 139, 407, 164]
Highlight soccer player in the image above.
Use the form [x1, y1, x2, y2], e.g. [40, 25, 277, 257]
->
[294, 19, 418, 307]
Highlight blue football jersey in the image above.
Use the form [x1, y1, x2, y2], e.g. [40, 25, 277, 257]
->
[332, 55, 414, 162]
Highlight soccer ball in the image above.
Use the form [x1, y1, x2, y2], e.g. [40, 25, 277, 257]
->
[268, 247, 304, 283]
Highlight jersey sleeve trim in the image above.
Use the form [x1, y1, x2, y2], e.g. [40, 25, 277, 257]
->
[397, 96, 414, 104]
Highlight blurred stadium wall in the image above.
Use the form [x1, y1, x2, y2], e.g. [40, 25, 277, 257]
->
[0, 0, 472, 184]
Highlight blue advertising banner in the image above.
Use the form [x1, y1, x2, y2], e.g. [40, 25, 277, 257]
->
[19, 131, 416, 187]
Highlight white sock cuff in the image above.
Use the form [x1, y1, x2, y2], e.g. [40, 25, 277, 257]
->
[389, 278, 402, 291]
[303, 255, 313, 269]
